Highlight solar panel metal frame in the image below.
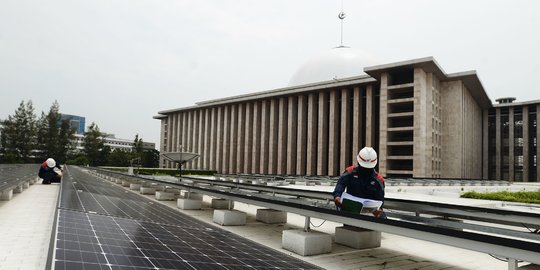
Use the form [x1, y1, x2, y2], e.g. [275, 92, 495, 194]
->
[48, 166, 323, 270]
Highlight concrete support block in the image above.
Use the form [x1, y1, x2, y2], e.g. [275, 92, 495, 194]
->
[30, 178, 37, 185]
[211, 198, 234, 209]
[115, 179, 123, 184]
[282, 230, 332, 256]
[122, 181, 131, 187]
[256, 209, 287, 224]
[129, 183, 142, 190]
[181, 191, 203, 200]
[23, 182, 30, 189]
[13, 185, 23, 194]
[155, 191, 175, 201]
[213, 210, 246, 226]
[177, 198, 202, 210]
[140, 187, 156, 195]
[1, 189, 13, 201]
[165, 188, 181, 195]
[335, 226, 381, 249]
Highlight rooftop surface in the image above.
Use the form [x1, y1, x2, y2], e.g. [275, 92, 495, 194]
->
[1, 171, 539, 270]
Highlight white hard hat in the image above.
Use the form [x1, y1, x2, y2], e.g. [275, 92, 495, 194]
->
[46, 158, 56, 168]
[357, 147, 377, 168]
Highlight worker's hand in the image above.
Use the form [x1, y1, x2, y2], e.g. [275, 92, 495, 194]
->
[372, 209, 384, 218]
[334, 197, 341, 207]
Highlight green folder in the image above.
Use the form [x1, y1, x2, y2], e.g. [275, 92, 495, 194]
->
[340, 198, 364, 213]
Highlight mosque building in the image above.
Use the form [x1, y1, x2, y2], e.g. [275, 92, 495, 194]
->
[154, 45, 539, 182]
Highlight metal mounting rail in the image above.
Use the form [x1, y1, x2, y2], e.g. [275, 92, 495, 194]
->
[171, 175, 540, 229]
[91, 168, 540, 266]
[96, 169, 540, 229]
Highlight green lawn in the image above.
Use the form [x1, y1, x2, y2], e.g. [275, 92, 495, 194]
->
[461, 189, 540, 204]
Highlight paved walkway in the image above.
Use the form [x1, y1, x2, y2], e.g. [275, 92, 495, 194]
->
[0, 182, 59, 270]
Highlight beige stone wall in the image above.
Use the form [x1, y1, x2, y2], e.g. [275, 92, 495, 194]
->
[413, 68, 429, 177]
[440, 81, 483, 179]
[462, 84, 483, 179]
[378, 76, 388, 176]
[441, 81, 463, 178]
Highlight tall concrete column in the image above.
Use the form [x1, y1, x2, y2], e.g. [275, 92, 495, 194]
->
[159, 119, 166, 167]
[188, 111, 195, 169]
[509, 107, 515, 181]
[377, 79, 387, 176]
[483, 109, 488, 179]
[537, 105, 540, 182]
[352, 87, 363, 163]
[222, 106, 231, 174]
[523, 106, 529, 182]
[306, 93, 318, 175]
[268, 99, 279, 175]
[236, 104, 245, 174]
[296, 95, 308, 175]
[340, 88, 352, 170]
[252, 101, 262, 173]
[286, 96, 298, 175]
[176, 113, 182, 152]
[182, 112, 188, 168]
[202, 109, 210, 169]
[170, 113, 177, 154]
[317, 92, 329, 176]
[215, 107, 223, 173]
[166, 115, 173, 168]
[209, 108, 217, 171]
[366, 85, 375, 147]
[495, 108, 501, 180]
[260, 100, 270, 174]
[196, 109, 205, 170]
[328, 90, 340, 176]
[228, 105, 238, 174]
[413, 68, 428, 178]
[277, 97, 289, 175]
[243, 103, 253, 173]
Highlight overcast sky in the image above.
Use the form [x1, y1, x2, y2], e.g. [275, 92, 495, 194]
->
[1, 0, 539, 149]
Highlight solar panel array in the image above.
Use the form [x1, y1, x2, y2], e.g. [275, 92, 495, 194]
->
[52, 166, 322, 270]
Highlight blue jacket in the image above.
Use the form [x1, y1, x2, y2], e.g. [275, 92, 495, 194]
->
[38, 161, 62, 182]
[332, 166, 385, 203]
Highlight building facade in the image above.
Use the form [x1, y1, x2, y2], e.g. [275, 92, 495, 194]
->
[59, 114, 86, 135]
[155, 56, 538, 182]
[73, 134, 156, 152]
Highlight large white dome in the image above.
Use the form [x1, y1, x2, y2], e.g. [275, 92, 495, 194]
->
[288, 47, 378, 87]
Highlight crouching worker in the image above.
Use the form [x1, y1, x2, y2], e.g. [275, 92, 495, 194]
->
[333, 147, 386, 218]
[38, 158, 63, 184]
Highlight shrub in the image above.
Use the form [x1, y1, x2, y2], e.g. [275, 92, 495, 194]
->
[461, 190, 540, 204]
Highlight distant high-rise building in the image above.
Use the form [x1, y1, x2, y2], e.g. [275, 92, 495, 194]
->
[59, 114, 85, 134]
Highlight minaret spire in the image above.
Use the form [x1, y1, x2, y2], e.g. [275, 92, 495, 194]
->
[338, 0, 346, 47]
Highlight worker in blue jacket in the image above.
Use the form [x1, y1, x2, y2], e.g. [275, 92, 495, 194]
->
[38, 158, 63, 184]
[333, 147, 386, 218]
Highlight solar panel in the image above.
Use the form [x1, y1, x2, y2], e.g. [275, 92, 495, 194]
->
[60, 168, 213, 229]
[54, 210, 321, 270]
[52, 167, 322, 270]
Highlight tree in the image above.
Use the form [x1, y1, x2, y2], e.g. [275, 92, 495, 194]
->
[108, 148, 131, 167]
[142, 149, 160, 168]
[57, 118, 75, 162]
[35, 101, 75, 163]
[83, 122, 104, 166]
[0, 100, 37, 163]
